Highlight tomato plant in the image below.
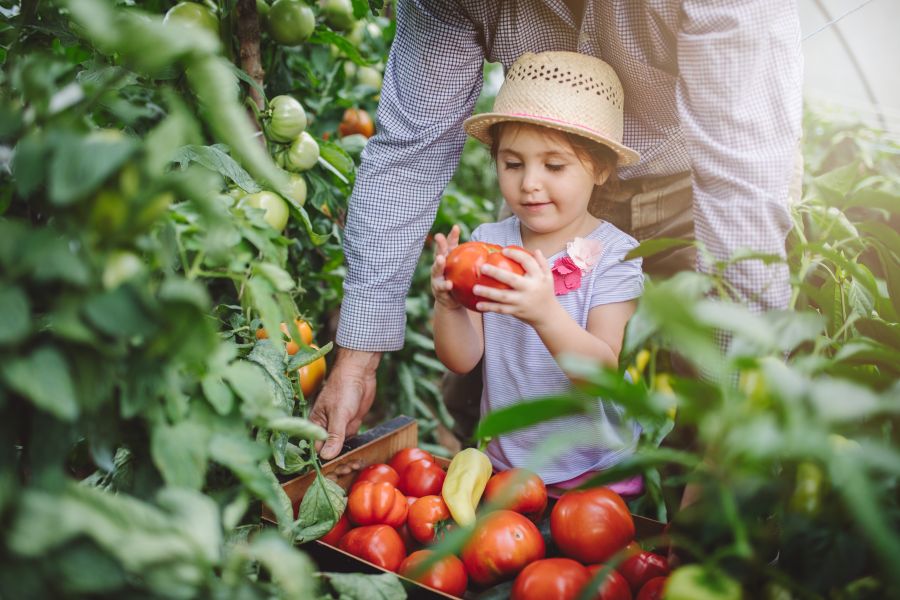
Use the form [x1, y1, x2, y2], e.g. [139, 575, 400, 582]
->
[399, 458, 446, 498]
[461, 509, 546, 587]
[347, 481, 408, 527]
[338, 525, 407, 572]
[399, 549, 468, 597]
[444, 241, 528, 311]
[280, 131, 321, 172]
[256, 318, 315, 354]
[551, 488, 635, 564]
[482, 468, 548, 523]
[352, 463, 400, 489]
[407, 495, 451, 544]
[511, 558, 590, 600]
[618, 551, 670, 595]
[389, 447, 434, 476]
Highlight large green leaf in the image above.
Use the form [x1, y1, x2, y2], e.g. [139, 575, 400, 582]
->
[249, 532, 317, 599]
[172, 144, 261, 193]
[475, 395, 590, 440]
[0, 284, 30, 346]
[1, 346, 78, 420]
[295, 474, 346, 542]
[324, 572, 407, 600]
[49, 130, 138, 206]
[151, 421, 210, 490]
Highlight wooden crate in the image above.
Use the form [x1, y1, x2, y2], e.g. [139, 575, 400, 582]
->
[268, 415, 666, 600]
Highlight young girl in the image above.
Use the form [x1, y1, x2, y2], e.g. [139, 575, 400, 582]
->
[431, 52, 644, 495]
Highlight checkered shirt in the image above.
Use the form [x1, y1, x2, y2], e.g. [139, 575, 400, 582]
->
[337, 0, 804, 351]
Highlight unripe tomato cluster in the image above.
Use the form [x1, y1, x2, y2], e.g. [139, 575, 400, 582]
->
[320, 447, 672, 599]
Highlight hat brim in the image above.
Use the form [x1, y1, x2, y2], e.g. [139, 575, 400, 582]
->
[463, 113, 640, 167]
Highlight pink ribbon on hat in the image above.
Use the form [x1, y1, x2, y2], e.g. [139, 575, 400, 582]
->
[551, 237, 604, 296]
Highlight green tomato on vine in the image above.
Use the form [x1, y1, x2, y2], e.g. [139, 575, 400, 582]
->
[163, 2, 219, 36]
[265, 95, 308, 143]
[244, 191, 291, 231]
[267, 0, 315, 46]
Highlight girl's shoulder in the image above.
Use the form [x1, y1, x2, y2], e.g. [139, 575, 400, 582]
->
[471, 216, 519, 245]
[590, 221, 641, 265]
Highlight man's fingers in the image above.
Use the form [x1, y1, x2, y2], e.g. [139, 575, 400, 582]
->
[320, 429, 345, 461]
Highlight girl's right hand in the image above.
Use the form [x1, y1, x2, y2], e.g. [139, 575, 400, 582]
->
[431, 225, 462, 310]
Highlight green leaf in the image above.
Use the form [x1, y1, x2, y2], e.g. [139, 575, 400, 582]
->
[325, 572, 407, 600]
[201, 374, 234, 415]
[855, 317, 900, 351]
[296, 474, 346, 542]
[807, 378, 893, 422]
[145, 92, 203, 176]
[254, 262, 295, 293]
[286, 341, 332, 370]
[223, 360, 275, 416]
[309, 27, 372, 66]
[49, 130, 139, 206]
[172, 144, 261, 193]
[151, 422, 210, 490]
[82, 287, 158, 339]
[814, 161, 860, 206]
[319, 140, 355, 181]
[249, 532, 318, 599]
[24, 231, 91, 286]
[475, 395, 590, 440]
[11, 131, 53, 197]
[844, 187, 900, 214]
[0, 284, 30, 345]
[351, 0, 369, 19]
[266, 417, 327, 441]
[245, 339, 293, 414]
[2, 346, 78, 420]
[625, 237, 695, 261]
[227, 62, 267, 108]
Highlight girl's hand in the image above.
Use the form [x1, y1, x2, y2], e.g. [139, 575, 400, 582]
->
[474, 247, 556, 326]
[431, 225, 462, 310]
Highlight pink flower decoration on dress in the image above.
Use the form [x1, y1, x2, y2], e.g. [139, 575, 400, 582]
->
[551, 237, 604, 296]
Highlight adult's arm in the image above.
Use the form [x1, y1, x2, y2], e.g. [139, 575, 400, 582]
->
[311, 0, 485, 459]
[677, 0, 803, 313]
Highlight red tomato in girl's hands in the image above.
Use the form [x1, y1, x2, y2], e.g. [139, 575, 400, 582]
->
[338, 525, 406, 572]
[461, 509, 546, 587]
[585, 565, 632, 600]
[347, 481, 408, 527]
[407, 495, 452, 544]
[319, 511, 351, 546]
[389, 447, 433, 476]
[635, 577, 667, 600]
[551, 488, 635, 564]
[399, 458, 446, 497]
[399, 550, 468, 597]
[352, 463, 400, 489]
[444, 241, 528, 311]
[618, 552, 670, 594]
[483, 468, 548, 523]
[511, 558, 590, 600]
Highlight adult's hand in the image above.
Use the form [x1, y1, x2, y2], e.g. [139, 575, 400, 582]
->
[309, 347, 382, 460]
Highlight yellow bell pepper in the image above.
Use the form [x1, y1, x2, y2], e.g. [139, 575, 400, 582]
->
[441, 448, 493, 527]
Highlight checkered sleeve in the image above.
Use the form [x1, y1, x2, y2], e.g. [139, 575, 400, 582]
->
[336, 0, 485, 351]
[676, 0, 803, 313]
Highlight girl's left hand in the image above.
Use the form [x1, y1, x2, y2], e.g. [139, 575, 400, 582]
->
[474, 247, 556, 326]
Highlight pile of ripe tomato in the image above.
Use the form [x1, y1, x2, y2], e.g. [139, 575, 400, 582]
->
[319, 446, 671, 600]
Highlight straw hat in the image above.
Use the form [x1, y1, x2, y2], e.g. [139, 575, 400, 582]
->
[464, 51, 640, 166]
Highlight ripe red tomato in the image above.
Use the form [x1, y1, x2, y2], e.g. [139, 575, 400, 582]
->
[399, 549, 468, 597]
[347, 481, 408, 527]
[551, 488, 635, 564]
[338, 107, 375, 138]
[444, 241, 528, 312]
[618, 552, 670, 594]
[319, 511, 351, 546]
[338, 525, 406, 572]
[399, 458, 446, 498]
[389, 447, 434, 477]
[483, 468, 548, 523]
[352, 463, 400, 489]
[635, 577, 667, 600]
[407, 495, 452, 544]
[461, 509, 546, 587]
[511, 558, 590, 600]
[585, 565, 632, 600]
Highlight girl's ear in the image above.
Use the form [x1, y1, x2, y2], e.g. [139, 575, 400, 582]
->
[593, 163, 612, 186]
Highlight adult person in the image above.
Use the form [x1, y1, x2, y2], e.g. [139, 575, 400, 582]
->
[309, 0, 803, 460]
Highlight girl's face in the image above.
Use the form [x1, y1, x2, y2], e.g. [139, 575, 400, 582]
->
[496, 124, 608, 240]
